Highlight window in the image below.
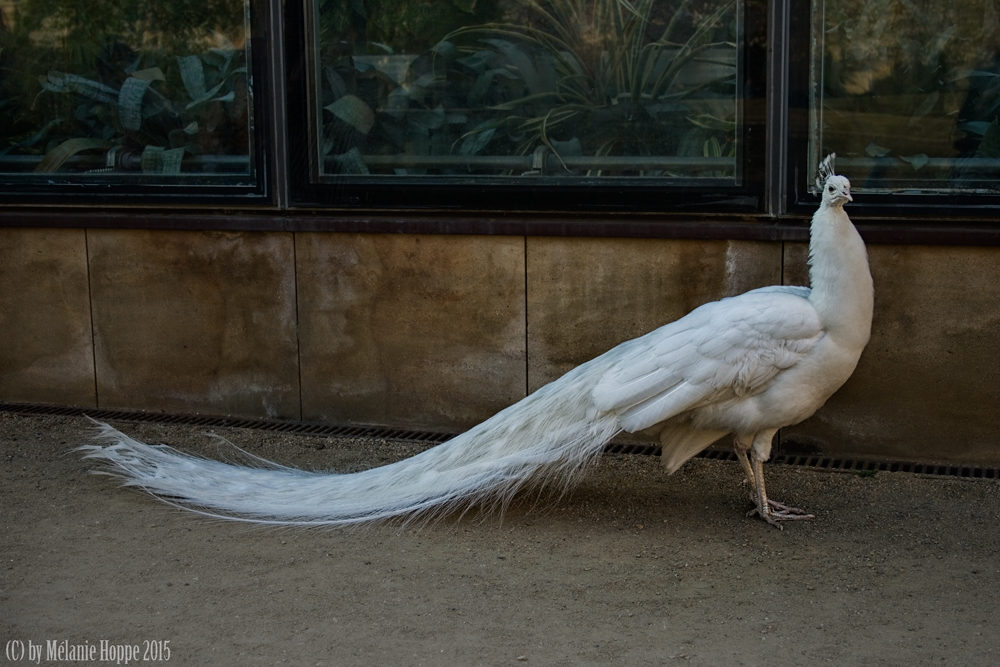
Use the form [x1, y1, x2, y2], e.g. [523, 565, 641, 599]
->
[288, 0, 768, 212]
[0, 0, 268, 201]
[1, 0, 999, 219]
[314, 0, 739, 179]
[802, 0, 1000, 203]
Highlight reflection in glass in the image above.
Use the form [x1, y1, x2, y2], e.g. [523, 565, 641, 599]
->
[0, 0, 253, 182]
[811, 0, 1000, 194]
[314, 0, 740, 181]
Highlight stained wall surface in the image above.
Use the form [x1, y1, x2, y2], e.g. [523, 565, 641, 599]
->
[88, 230, 301, 419]
[0, 228, 95, 406]
[525, 237, 782, 391]
[781, 242, 1000, 464]
[295, 233, 526, 430]
[2, 227, 999, 464]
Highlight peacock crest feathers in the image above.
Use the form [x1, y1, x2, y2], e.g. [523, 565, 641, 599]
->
[815, 153, 837, 190]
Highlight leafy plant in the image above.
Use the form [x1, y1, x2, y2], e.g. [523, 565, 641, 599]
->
[28, 41, 249, 173]
[318, 0, 738, 177]
[0, 0, 249, 174]
[444, 0, 737, 173]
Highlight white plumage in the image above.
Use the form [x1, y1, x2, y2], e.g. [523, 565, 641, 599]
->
[80, 155, 872, 528]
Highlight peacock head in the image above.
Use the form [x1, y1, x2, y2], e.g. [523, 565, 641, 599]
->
[822, 175, 852, 208]
[816, 153, 852, 208]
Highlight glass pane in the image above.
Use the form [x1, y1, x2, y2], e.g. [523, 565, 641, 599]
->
[313, 0, 740, 182]
[810, 0, 1000, 194]
[0, 0, 254, 184]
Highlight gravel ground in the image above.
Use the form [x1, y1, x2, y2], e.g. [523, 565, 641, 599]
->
[3, 412, 1000, 666]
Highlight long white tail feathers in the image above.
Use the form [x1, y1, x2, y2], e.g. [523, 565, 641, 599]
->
[79, 363, 623, 526]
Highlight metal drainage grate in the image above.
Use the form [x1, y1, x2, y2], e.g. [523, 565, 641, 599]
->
[0, 402, 458, 444]
[692, 447, 1000, 480]
[770, 453, 1000, 479]
[604, 442, 1000, 478]
[3, 401, 998, 480]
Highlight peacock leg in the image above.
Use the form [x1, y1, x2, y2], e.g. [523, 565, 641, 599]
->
[733, 435, 756, 487]
[734, 434, 812, 527]
[748, 451, 813, 528]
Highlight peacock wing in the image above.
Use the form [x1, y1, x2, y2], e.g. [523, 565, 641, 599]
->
[591, 288, 824, 433]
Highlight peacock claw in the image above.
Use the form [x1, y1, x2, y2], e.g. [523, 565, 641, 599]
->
[747, 500, 814, 529]
[767, 499, 812, 516]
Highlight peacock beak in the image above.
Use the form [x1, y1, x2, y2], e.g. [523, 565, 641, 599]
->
[844, 191, 853, 202]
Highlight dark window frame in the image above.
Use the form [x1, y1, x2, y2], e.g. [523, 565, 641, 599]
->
[284, 0, 771, 215]
[0, 0, 999, 231]
[784, 0, 1000, 220]
[0, 0, 276, 206]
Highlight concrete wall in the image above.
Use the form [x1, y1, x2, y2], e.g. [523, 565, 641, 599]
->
[295, 233, 526, 429]
[3, 226, 1000, 464]
[782, 243, 1000, 464]
[0, 228, 95, 406]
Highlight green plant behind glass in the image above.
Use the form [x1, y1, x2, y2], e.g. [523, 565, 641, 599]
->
[0, 0, 248, 174]
[444, 0, 737, 173]
[318, 0, 738, 177]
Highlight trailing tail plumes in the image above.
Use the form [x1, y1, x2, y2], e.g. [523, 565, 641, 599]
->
[82, 155, 872, 528]
[80, 359, 623, 526]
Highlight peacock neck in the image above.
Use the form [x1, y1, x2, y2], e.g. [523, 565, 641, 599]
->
[807, 204, 874, 349]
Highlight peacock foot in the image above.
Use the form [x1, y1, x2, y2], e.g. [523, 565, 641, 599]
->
[747, 499, 814, 529]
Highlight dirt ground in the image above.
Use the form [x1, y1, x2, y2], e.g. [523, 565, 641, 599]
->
[3, 412, 1000, 666]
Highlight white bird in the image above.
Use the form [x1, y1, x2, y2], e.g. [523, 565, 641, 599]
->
[80, 155, 872, 529]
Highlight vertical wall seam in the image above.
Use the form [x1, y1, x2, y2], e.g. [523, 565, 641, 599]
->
[84, 228, 99, 408]
[292, 232, 303, 421]
[523, 235, 529, 398]
[780, 240, 785, 286]
[777, 239, 786, 451]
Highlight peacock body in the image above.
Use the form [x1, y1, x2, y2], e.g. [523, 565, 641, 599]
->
[81, 155, 872, 528]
